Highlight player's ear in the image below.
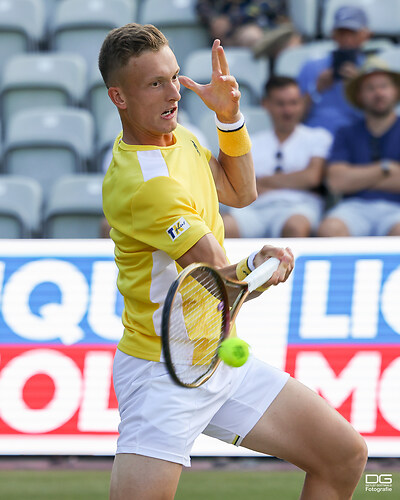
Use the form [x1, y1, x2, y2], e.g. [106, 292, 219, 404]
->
[108, 87, 127, 110]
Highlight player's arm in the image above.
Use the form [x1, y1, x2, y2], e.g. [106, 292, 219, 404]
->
[256, 157, 325, 194]
[176, 233, 294, 292]
[179, 39, 257, 208]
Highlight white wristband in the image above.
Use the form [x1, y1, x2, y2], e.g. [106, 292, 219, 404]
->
[247, 251, 258, 272]
[215, 113, 245, 132]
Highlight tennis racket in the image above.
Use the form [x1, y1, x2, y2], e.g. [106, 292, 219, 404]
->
[161, 257, 280, 388]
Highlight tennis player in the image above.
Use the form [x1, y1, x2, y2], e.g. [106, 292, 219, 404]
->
[100, 23, 367, 500]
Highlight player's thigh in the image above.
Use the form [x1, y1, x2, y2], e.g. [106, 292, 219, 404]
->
[110, 453, 182, 500]
[241, 377, 366, 477]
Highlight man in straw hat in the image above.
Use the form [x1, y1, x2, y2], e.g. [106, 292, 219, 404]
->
[318, 57, 400, 237]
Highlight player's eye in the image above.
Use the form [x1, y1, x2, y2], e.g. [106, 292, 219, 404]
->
[151, 81, 161, 87]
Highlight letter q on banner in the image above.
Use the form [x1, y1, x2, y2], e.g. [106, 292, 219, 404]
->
[2, 259, 89, 345]
[0, 350, 82, 433]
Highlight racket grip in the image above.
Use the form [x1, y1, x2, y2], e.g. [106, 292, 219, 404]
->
[244, 257, 280, 293]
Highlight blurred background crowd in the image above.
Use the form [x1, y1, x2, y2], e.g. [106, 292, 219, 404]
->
[0, 0, 399, 240]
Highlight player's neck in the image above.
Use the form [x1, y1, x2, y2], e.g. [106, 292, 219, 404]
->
[122, 128, 175, 147]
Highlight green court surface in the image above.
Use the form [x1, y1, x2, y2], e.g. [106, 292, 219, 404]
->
[0, 469, 398, 499]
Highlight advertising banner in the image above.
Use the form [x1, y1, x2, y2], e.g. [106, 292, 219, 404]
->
[0, 238, 399, 456]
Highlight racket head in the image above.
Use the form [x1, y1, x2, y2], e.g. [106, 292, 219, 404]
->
[161, 263, 230, 388]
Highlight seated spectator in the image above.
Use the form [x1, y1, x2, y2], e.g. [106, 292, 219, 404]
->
[196, 0, 301, 58]
[223, 76, 332, 238]
[318, 58, 400, 237]
[298, 5, 370, 135]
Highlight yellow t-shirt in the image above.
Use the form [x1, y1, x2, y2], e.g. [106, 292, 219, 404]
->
[102, 124, 225, 361]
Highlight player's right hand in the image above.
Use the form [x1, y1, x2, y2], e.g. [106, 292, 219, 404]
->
[253, 245, 294, 286]
[178, 39, 241, 124]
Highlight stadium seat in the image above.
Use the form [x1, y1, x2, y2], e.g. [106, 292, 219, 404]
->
[0, 175, 42, 237]
[288, 0, 320, 39]
[275, 39, 396, 79]
[44, 174, 104, 238]
[378, 46, 400, 71]
[198, 106, 273, 157]
[1, 53, 87, 128]
[0, 0, 45, 76]
[322, 0, 400, 38]
[275, 40, 334, 78]
[183, 47, 269, 122]
[88, 63, 118, 136]
[50, 0, 135, 70]
[141, 0, 209, 68]
[97, 111, 121, 172]
[3, 108, 95, 199]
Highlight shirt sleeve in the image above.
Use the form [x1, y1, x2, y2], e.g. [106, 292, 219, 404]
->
[310, 128, 334, 159]
[328, 126, 351, 164]
[131, 176, 212, 260]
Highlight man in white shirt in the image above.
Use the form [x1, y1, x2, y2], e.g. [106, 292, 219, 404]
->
[223, 76, 333, 238]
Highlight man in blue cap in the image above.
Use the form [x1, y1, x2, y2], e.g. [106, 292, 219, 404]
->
[298, 5, 370, 134]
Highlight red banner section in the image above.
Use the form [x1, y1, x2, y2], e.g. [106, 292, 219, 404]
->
[0, 346, 118, 436]
[285, 345, 400, 438]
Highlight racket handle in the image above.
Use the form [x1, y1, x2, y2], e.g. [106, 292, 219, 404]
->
[244, 257, 280, 293]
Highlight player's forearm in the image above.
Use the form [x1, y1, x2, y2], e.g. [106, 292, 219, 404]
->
[327, 162, 387, 194]
[216, 150, 257, 207]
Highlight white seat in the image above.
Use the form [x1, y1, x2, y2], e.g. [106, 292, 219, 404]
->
[1, 53, 87, 126]
[275, 40, 335, 78]
[275, 38, 396, 78]
[141, 0, 209, 68]
[0, 175, 42, 237]
[88, 63, 119, 136]
[322, 0, 400, 38]
[44, 174, 104, 238]
[288, 0, 320, 39]
[97, 111, 122, 172]
[183, 47, 268, 121]
[0, 0, 45, 75]
[378, 46, 400, 72]
[50, 0, 135, 70]
[3, 108, 95, 199]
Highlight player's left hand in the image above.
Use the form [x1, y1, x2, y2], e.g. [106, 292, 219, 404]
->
[179, 39, 241, 124]
[254, 245, 294, 286]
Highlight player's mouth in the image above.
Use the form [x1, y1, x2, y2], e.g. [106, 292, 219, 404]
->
[161, 106, 177, 120]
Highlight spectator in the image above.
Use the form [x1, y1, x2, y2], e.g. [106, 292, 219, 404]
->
[223, 76, 332, 238]
[318, 58, 400, 237]
[196, 0, 301, 58]
[298, 5, 370, 134]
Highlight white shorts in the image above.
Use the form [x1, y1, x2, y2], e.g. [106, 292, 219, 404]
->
[230, 193, 324, 238]
[113, 349, 289, 467]
[326, 198, 400, 236]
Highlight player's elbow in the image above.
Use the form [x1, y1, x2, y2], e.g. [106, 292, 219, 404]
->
[234, 188, 257, 208]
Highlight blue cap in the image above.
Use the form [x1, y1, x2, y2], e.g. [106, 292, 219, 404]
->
[333, 6, 368, 31]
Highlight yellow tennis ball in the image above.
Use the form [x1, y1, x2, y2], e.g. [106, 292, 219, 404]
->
[218, 337, 249, 367]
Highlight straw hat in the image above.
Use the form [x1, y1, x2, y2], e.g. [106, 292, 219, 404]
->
[346, 56, 400, 109]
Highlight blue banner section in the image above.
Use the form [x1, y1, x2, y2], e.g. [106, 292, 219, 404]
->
[289, 254, 400, 345]
[0, 256, 124, 345]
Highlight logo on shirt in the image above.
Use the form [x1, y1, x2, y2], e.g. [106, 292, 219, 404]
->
[167, 217, 190, 241]
[191, 140, 201, 156]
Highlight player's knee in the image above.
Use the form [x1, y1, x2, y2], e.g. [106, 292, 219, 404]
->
[328, 433, 368, 491]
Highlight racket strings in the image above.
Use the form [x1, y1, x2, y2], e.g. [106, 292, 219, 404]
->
[167, 268, 227, 384]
